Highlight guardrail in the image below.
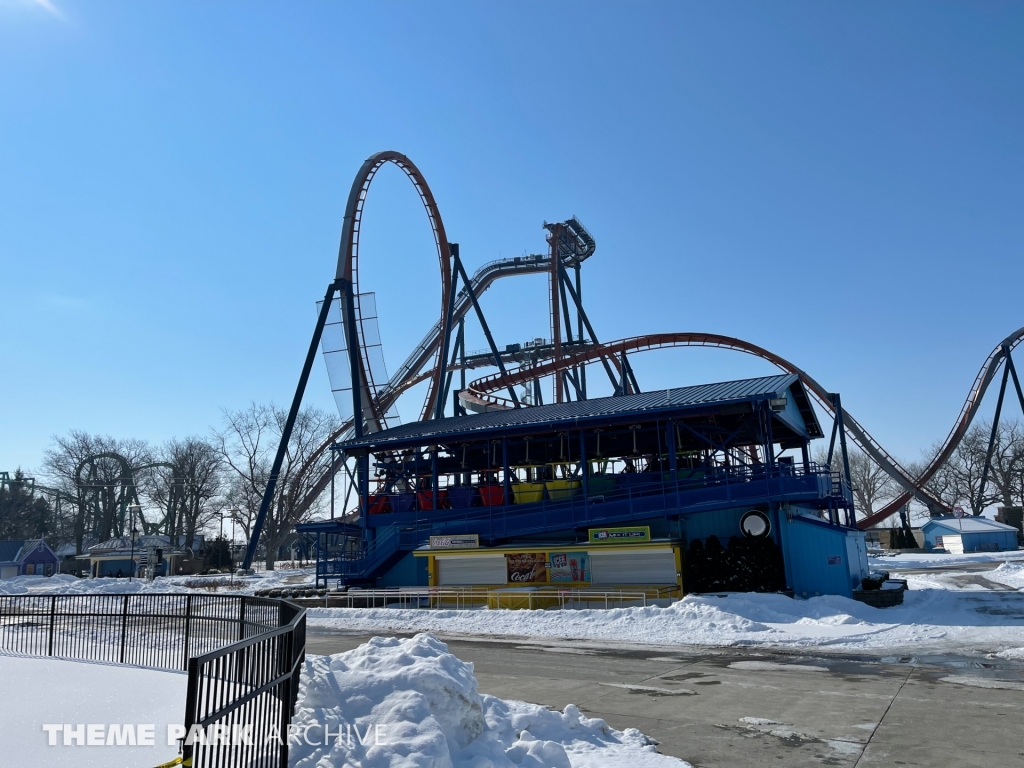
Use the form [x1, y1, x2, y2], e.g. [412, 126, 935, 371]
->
[0, 594, 305, 768]
[291, 585, 678, 610]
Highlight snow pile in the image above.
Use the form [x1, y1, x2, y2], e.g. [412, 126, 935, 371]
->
[308, 586, 1024, 655]
[290, 633, 687, 768]
[308, 592, 891, 648]
[0, 573, 192, 595]
[985, 562, 1024, 590]
[0, 566, 317, 596]
[869, 550, 1024, 568]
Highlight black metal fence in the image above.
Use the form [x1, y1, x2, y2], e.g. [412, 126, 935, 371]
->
[0, 593, 306, 768]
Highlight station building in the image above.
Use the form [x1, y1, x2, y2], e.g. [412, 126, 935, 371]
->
[301, 374, 870, 599]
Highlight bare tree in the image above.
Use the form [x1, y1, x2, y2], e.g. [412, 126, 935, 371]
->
[982, 419, 1023, 510]
[149, 437, 224, 550]
[42, 431, 152, 552]
[814, 447, 898, 519]
[922, 423, 1001, 516]
[214, 404, 337, 570]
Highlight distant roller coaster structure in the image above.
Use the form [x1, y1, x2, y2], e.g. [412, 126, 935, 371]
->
[241, 151, 1024, 569]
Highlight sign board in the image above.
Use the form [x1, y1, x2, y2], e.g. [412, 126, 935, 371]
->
[953, 506, 966, 519]
[549, 551, 590, 583]
[827, 555, 842, 566]
[506, 553, 547, 583]
[429, 534, 480, 550]
[588, 526, 651, 544]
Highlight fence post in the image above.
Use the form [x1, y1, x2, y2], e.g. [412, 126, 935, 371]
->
[238, 596, 247, 641]
[47, 595, 57, 657]
[119, 594, 129, 664]
[182, 594, 192, 670]
[278, 630, 293, 768]
[181, 657, 200, 768]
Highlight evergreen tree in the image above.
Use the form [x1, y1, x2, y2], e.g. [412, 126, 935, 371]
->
[0, 469, 52, 539]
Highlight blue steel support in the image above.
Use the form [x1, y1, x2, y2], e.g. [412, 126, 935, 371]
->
[578, 428, 589, 502]
[431, 449, 439, 513]
[441, 317, 465, 416]
[453, 252, 520, 406]
[666, 420, 678, 472]
[825, 404, 840, 468]
[242, 279, 341, 571]
[434, 243, 460, 420]
[575, 263, 586, 399]
[832, 393, 855, 526]
[977, 351, 1011, 513]
[457, 319, 467, 416]
[502, 437, 511, 519]
[1006, 349, 1024, 415]
[557, 260, 621, 393]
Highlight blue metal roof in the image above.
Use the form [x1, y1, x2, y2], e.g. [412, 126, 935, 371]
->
[0, 540, 26, 562]
[339, 374, 820, 450]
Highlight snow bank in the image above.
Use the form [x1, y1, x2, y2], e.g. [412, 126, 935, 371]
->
[985, 562, 1024, 590]
[0, 573, 193, 595]
[869, 550, 1024, 568]
[0, 566, 317, 596]
[290, 633, 687, 768]
[308, 587, 1024, 655]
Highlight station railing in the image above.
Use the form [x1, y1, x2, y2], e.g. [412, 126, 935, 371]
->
[0, 593, 305, 768]
[294, 585, 679, 610]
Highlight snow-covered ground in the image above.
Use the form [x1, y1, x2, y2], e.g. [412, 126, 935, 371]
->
[0, 636, 685, 768]
[5, 551, 1024, 658]
[306, 585, 1024, 657]
[0, 565, 317, 596]
[291, 633, 686, 767]
[983, 561, 1024, 590]
[304, 551, 1024, 657]
[0, 654, 185, 768]
[868, 549, 1024, 568]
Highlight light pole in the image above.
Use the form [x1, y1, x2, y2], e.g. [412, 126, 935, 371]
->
[127, 504, 142, 582]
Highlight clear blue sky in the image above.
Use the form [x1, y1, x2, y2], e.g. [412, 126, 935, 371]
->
[2, 1, 1022, 475]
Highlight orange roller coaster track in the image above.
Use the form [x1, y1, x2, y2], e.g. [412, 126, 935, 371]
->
[246, 151, 1022, 566]
[457, 329, 1024, 530]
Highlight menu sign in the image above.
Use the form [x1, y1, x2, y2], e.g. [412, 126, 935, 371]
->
[506, 553, 547, 583]
[549, 551, 590, 583]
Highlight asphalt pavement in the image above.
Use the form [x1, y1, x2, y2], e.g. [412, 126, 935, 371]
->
[307, 628, 1024, 767]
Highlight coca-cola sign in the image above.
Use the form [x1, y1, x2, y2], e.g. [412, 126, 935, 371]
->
[506, 553, 547, 583]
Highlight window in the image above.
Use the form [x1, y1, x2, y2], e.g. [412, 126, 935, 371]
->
[45, 564, 54, 576]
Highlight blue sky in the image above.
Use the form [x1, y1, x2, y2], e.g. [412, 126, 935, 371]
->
[1, 1, 1022, 474]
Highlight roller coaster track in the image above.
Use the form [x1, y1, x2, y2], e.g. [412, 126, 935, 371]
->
[288, 255, 558, 519]
[284, 151, 1023, 536]
[335, 151, 452, 435]
[458, 328, 1024, 529]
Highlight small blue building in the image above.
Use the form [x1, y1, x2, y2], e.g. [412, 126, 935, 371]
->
[0, 539, 60, 580]
[922, 517, 1018, 553]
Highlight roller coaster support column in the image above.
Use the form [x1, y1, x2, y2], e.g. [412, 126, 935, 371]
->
[556, 260, 625, 396]
[832, 393, 855, 527]
[978, 346, 1024, 513]
[445, 319, 467, 417]
[550, 229, 563, 403]
[242, 280, 343, 571]
[576, 264, 586, 399]
[434, 244, 461, 420]
[452, 251, 520, 406]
